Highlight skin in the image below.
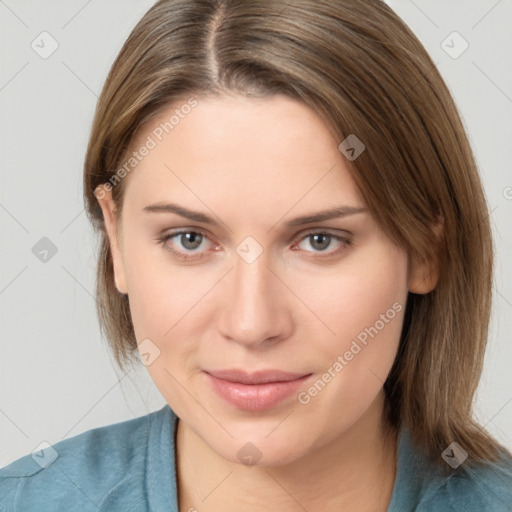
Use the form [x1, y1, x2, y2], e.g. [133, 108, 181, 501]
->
[97, 93, 437, 511]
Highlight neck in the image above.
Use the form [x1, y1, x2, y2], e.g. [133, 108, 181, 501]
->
[175, 390, 398, 512]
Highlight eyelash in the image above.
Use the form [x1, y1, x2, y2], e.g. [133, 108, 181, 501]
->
[156, 229, 352, 262]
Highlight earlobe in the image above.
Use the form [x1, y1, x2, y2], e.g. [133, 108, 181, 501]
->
[95, 185, 128, 295]
[408, 218, 443, 294]
[408, 257, 439, 294]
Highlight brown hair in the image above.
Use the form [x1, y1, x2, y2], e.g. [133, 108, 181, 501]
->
[83, 0, 511, 469]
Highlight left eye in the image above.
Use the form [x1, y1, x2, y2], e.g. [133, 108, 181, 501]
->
[294, 232, 350, 253]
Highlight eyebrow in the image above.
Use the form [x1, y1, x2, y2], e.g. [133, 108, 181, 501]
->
[142, 202, 368, 227]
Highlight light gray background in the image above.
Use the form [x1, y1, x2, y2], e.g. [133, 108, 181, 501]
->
[1, 0, 511, 467]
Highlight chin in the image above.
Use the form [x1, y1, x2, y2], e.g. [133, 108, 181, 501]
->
[206, 429, 310, 468]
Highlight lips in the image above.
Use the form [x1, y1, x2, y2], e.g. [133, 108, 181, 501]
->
[204, 368, 310, 385]
[203, 369, 313, 411]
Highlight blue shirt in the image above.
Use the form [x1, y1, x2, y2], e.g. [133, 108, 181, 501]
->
[1, 404, 511, 511]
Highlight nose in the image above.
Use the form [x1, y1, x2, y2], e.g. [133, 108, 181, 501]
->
[217, 248, 293, 348]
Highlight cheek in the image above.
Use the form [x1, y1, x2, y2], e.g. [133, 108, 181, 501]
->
[122, 238, 217, 369]
[301, 241, 408, 376]
[292, 244, 408, 433]
[123, 250, 203, 401]
[121, 239, 186, 342]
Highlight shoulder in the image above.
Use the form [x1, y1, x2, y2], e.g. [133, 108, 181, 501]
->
[0, 406, 169, 512]
[391, 427, 512, 512]
[422, 451, 512, 512]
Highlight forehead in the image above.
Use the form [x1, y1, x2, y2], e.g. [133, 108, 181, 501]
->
[122, 94, 365, 222]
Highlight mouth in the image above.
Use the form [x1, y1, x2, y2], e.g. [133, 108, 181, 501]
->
[203, 369, 313, 411]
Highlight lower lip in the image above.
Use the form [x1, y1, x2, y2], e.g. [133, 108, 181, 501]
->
[204, 372, 312, 411]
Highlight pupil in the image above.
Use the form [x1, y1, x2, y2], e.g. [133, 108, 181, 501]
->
[312, 234, 329, 251]
[182, 232, 201, 249]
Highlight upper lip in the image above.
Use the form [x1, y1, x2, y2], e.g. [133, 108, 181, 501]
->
[204, 369, 311, 385]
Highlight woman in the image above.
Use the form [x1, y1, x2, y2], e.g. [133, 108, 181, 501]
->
[1, 0, 511, 510]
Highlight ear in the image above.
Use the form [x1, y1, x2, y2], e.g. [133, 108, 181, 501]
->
[408, 218, 443, 294]
[408, 255, 438, 294]
[95, 185, 128, 295]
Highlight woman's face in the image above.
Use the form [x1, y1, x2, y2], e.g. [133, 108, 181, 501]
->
[98, 94, 423, 466]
